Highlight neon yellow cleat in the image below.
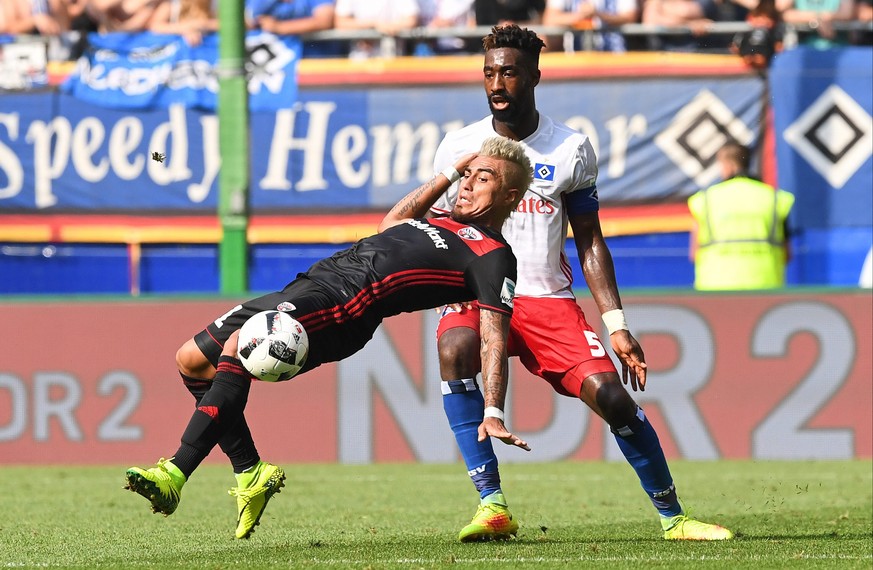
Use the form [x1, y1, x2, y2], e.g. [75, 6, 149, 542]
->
[229, 461, 286, 539]
[662, 512, 734, 541]
[458, 493, 519, 542]
[124, 458, 185, 516]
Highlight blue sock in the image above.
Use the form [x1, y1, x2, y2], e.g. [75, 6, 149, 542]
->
[612, 407, 682, 518]
[442, 378, 501, 499]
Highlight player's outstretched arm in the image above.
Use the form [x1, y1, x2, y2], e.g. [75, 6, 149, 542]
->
[570, 211, 648, 390]
[378, 153, 477, 232]
[476, 309, 530, 451]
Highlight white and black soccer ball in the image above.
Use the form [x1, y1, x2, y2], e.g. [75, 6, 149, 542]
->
[237, 310, 308, 382]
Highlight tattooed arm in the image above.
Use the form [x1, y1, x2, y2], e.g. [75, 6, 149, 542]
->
[477, 308, 530, 451]
[377, 152, 477, 233]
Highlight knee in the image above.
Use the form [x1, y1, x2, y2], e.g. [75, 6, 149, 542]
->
[176, 339, 212, 378]
[590, 374, 638, 426]
[437, 327, 481, 380]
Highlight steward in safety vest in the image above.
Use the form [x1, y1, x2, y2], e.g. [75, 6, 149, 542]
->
[688, 142, 794, 290]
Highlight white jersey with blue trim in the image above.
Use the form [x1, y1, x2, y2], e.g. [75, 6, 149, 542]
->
[431, 114, 599, 299]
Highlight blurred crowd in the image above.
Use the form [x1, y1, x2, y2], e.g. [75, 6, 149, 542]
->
[1, 0, 871, 64]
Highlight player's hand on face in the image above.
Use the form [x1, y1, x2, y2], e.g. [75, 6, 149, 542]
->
[453, 153, 478, 176]
[478, 417, 530, 451]
[609, 330, 647, 391]
[222, 330, 241, 359]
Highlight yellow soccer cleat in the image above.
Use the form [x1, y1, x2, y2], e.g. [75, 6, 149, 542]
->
[458, 493, 519, 542]
[662, 512, 734, 541]
[229, 461, 286, 539]
[124, 458, 185, 516]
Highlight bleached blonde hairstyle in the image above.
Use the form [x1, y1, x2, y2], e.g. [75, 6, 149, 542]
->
[478, 137, 533, 206]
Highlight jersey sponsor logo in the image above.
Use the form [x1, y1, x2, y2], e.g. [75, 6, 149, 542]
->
[534, 162, 556, 181]
[430, 217, 503, 256]
[406, 219, 449, 249]
[276, 302, 297, 312]
[515, 196, 556, 214]
[500, 277, 516, 308]
[456, 226, 483, 241]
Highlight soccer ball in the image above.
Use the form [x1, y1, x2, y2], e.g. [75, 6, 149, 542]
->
[237, 310, 308, 382]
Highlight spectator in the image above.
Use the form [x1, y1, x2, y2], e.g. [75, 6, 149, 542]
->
[853, 0, 871, 43]
[641, 0, 721, 50]
[31, 0, 67, 36]
[416, 0, 475, 54]
[334, 0, 419, 58]
[730, 0, 783, 69]
[31, 0, 97, 59]
[150, 0, 218, 46]
[542, 0, 640, 51]
[246, 0, 340, 57]
[85, 0, 163, 32]
[714, 0, 753, 22]
[687, 141, 795, 290]
[1, 0, 38, 34]
[779, 0, 856, 48]
[474, 0, 546, 25]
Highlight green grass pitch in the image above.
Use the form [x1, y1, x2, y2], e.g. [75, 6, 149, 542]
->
[1, 460, 870, 569]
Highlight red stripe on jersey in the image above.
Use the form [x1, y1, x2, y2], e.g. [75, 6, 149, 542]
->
[428, 218, 505, 257]
[299, 269, 467, 333]
[559, 252, 574, 285]
[310, 273, 465, 329]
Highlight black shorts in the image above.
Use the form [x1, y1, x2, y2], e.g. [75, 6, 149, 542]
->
[194, 277, 381, 378]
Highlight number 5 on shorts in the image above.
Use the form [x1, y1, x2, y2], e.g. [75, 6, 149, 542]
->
[583, 330, 606, 357]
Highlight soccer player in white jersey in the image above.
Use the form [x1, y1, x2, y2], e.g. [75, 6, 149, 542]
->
[429, 24, 734, 542]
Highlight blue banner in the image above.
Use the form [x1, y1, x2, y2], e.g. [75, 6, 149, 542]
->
[0, 75, 764, 212]
[771, 47, 873, 229]
[61, 32, 300, 112]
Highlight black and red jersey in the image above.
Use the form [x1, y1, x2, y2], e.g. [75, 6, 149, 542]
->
[303, 217, 517, 319]
[196, 217, 517, 374]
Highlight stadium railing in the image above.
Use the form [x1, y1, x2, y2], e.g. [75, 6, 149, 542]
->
[1, 21, 870, 63]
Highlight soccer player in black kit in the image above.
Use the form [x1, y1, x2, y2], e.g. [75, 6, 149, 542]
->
[124, 137, 534, 538]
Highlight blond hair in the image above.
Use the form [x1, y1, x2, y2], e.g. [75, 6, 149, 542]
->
[478, 137, 533, 205]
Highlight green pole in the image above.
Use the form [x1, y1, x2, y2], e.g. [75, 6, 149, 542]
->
[217, 0, 250, 294]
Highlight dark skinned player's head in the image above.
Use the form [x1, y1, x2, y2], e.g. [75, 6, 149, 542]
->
[481, 25, 545, 128]
[482, 24, 545, 69]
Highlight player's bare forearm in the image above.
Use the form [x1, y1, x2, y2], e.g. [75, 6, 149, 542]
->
[477, 309, 530, 451]
[583, 239, 623, 313]
[478, 309, 510, 410]
[571, 211, 648, 387]
[570, 211, 623, 314]
[378, 153, 477, 232]
[378, 177, 443, 232]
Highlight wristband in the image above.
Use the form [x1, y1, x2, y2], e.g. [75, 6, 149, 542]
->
[602, 308, 628, 335]
[483, 406, 505, 422]
[440, 166, 461, 184]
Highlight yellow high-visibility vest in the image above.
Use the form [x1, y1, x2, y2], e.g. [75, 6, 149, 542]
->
[687, 177, 795, 290]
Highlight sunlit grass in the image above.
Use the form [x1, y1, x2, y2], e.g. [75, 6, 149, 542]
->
[1, 460, 870, 569]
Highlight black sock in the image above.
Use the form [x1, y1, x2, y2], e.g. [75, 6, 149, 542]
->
[180, 371, 261, 474]
[172, 357, 253, 478]
[180, 373, 211, 403]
